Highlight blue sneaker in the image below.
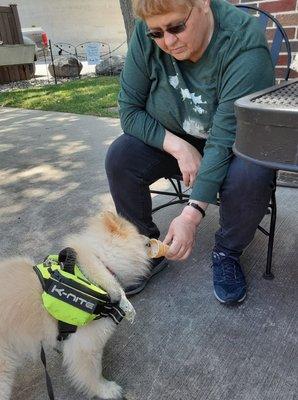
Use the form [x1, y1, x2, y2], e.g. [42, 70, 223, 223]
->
[124, 257, 168, 296]
[212, 251, 246, 304]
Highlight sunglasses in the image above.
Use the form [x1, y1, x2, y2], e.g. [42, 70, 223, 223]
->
[146, 7, 193, 39]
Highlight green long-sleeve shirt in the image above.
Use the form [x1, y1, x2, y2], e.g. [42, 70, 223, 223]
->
[118, 0, 275, 204]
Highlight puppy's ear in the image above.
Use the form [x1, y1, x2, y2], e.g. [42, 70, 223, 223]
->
[101, 211, 125, 237]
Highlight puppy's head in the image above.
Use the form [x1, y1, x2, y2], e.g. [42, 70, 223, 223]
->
[88, 211, 151, 285]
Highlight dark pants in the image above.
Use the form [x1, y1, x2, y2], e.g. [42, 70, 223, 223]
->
[105, 133, 275, 258]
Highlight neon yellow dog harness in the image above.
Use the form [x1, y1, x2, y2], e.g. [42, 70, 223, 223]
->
[33, 248, 126, 400]
[33, 247, 125, 340]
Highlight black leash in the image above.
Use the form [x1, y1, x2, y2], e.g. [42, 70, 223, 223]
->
[40, 344, 55, 400]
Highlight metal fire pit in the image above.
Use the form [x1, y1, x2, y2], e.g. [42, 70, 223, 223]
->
[234, 79, 298, 172]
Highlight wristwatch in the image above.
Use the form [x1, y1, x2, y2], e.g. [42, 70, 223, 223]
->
[186, 201, 206, 218]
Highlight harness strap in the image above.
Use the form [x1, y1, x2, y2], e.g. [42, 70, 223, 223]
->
[55, 304, 125, 342]
[46, 269, 108, 302]
[58, 247, 77, 275]
[95, 303, 126, 324]
[33, 264, 46, 289]
[40, 344, 55, 400]
[57, 320, 77, 341]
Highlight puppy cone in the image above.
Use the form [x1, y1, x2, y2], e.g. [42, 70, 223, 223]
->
[147, 238, 169, 258]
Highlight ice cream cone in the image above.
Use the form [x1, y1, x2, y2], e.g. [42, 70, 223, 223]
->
[147, 238, 169, 258]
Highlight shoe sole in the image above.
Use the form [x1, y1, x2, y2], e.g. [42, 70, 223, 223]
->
[125, 258, 168, 296]
[213, 289, 246, 305]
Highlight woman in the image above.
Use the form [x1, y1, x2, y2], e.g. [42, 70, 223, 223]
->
[105, 0, 275, 303]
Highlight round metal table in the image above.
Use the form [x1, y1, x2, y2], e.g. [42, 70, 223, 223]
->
[234, 78, 298, 172]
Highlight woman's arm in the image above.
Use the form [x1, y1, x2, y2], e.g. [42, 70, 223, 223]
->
[190, 47, 275, 205]
[118, 21, 166, 150]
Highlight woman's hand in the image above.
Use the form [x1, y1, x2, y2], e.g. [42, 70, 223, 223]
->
[163, 130, 202, 187]
[163, 205, 205, 260]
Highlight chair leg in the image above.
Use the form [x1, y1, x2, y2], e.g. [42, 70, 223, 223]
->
[151, 178, 189, 213]
[176, 179, 184, 201]
[263, 176, 277, 280]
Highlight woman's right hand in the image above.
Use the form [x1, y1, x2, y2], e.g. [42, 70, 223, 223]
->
[163, 130, 202, 187]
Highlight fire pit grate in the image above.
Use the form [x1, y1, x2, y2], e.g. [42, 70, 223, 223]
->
[252, 81, 298, 108]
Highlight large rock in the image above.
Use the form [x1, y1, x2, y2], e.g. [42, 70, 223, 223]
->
[95, 55, 125, 76]
[48, 56, 82, 78]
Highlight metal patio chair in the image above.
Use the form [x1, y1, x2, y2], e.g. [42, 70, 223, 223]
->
[150, 5, 292, 278]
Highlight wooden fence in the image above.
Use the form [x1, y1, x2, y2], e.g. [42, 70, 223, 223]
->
[0, 4, 32, 83]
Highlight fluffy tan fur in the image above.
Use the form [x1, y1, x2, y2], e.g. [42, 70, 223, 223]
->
[0, 211, 150, 400]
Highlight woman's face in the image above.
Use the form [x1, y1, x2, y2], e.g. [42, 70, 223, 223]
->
[145, 0, 213, 62]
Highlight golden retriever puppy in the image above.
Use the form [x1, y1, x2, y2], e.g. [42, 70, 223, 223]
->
[0, 211, 150, 400]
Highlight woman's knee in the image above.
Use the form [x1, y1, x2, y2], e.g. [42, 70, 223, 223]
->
[105, 134, 137, 178]
[226, 156, 274, 192]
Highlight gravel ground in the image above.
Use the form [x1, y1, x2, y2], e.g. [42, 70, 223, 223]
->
[0, 74, 97, 92]
[0, 60, 97, 92]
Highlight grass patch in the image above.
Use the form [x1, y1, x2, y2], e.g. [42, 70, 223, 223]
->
[0, 76, 121, 118]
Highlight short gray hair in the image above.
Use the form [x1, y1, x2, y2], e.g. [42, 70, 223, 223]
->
[133, 0, 203, 19]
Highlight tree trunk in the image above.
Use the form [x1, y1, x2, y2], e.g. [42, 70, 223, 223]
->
[119, 0, 135, 44]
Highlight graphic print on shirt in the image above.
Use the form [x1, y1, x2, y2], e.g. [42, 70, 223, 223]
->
[182, 119, 208, 139]
[169, 73, 210, 139]
[180, 88, 206, 115]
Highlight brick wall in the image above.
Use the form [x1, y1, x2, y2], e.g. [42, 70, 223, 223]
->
[229, 0, 298, 79]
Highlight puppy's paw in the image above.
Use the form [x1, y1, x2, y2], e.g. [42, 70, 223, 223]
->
[95, 379, 122, 399]
[120, 295, 136, 324]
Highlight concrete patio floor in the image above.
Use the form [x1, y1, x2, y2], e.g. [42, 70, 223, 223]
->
[0, 107, 297, 400]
